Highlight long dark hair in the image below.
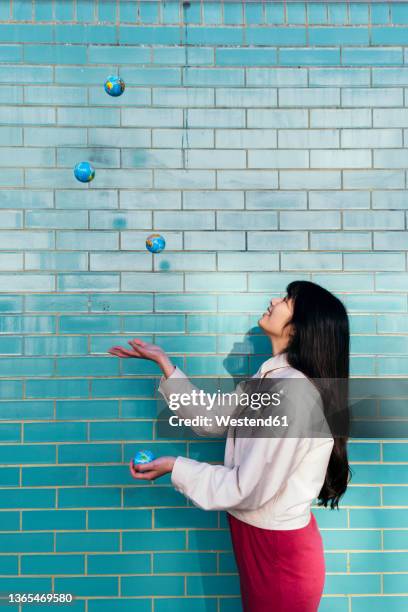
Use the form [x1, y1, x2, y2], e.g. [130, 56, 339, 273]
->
[282, 280, 352, 510]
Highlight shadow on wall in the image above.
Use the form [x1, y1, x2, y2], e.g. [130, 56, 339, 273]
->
[155, 324, 272, 440]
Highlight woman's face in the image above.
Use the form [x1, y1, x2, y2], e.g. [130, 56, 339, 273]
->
[258, 295, 294, 339]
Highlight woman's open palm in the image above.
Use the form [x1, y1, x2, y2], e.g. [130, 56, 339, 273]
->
[108, 338, 166, 363]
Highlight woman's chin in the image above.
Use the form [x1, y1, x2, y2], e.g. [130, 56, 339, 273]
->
[258, 316, 266, 330]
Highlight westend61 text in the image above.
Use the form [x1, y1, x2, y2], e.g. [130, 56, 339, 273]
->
[169, 414, 289, 428]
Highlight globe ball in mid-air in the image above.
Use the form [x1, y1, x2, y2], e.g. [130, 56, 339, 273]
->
[133, 450, 156, 465]
[74, 161, 95, 183]
[146, 234, 166, 253]
[104, 75, 125, 97]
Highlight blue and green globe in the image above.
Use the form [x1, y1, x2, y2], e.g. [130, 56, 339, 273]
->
[133, 450, 155, 465]
[104, 75, 125, 97]
[74, 161, 95, 183]
[146, 233, 166, 253]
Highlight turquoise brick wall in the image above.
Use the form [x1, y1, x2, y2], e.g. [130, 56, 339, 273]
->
[1, 0, 408, 610]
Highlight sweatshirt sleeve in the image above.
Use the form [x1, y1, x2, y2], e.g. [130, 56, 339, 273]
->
[157, 366, 247, 437]
[170, 435, 305, 511]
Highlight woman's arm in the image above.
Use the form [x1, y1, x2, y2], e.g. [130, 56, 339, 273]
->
[108, 338, 246, 437]
[129, 434, 307, 511]
[157, 364, 247, 437]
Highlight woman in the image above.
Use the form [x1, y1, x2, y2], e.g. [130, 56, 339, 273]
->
[108, 280, 351, 611]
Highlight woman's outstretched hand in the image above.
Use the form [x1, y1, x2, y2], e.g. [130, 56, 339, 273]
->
[108, 338, 165, 362]
[107, 338, 176, 378]
[108, 338, 175, 378]
[129, 456, 176, 481]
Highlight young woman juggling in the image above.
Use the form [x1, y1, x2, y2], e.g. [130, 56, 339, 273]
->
[108, 280, 351, 611]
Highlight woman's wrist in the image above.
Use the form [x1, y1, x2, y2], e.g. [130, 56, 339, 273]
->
[158, 356, 176, 379]
[167, 457, 177, 472]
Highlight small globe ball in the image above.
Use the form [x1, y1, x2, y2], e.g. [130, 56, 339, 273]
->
[133, 450, 155, 465]
[146, 233, 165, 253]
[104, 75, 125, 97]
[74, 161, 95, 183]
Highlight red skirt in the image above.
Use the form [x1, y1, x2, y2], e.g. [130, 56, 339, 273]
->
[227, 512, 326, 612]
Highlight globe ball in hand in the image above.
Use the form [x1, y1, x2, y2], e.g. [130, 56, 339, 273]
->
[133, 450, 156, 465]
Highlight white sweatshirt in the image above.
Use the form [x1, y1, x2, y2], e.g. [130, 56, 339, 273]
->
[158, 351, 335, 530]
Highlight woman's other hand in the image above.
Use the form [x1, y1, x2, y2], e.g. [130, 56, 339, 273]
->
[129, 456, 176, 481]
